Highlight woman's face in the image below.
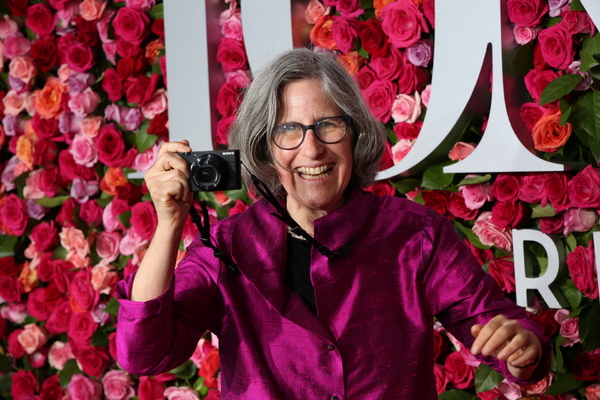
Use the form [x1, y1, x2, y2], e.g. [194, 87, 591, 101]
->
[273, 78, 353, 216]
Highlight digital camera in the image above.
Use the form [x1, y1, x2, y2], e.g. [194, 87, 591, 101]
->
[178, 150, 242, 192]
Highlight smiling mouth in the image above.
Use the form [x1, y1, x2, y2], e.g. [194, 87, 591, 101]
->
[295, 164, 334, 180]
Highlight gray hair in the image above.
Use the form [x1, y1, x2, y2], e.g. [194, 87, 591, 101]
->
[228, 48, 387, 198]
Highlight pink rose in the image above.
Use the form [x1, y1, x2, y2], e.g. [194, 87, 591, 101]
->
[380, 0, 428, 48]
[70, 177, 100, 203]
[67, 374, 103, 400]
[517, 173, 546, 203]
[133, 141, 161, 172]
[567, 242, 598, 299]
[126, 0, 156, 12]
[48, 341, 75, 370]
[141, 88, 168, 119]
[524, 69, 559, 104]
[568, 165, 600, 208]
[23, 169, 48, 200]
[17, 323, 48, 354]
[369, 47, 403, 81]
[332, 16, 357, 54]
[407, 39, 433, 67]
[305, 0, 329, 24]
[9, 56, 37, 85]
[91, 263, 119, 294]
[554, 309, 580, 346]
[549, 0, 571, 17]
[458, 179, 493, 210]
[220, 9, 243, 41]
[164, 386, 201, 400]
[3, 33, 31, 59]
[538, 24, 575, 70]
[506, 0, 548, 27]
[488, 257, 516, 293]
[362, 79, 396, 122]
[0, 193, 28, 236]
[26, 3, 58, 36]
[586, 384, 600, 400]
[60, 226, 90, 264]
[513, 25, 541, 45]
[421, 84, 431, 107]
[562, 208, 596, 236]
[391, 92, 421, 124]
[80, 115, 104, 138]
[0, 16, 19, 39]
[68, 88, 101, 117]
[473, 212, 513, 252]
[391, 139, 414, 164]
[448, 142, 476, 161]
[337, 0, 363, 19]
[112, 6, 150, 44]
[96, 231, 123, 262]
[102, 198, 131, 232]
[70, 134, 98, 168]
[2, 89, 29, 116]
[216, 38, 248, 72]
[1, 302, 27, 324]
[100, 370, 135, 400]
[79, 0, 107, 21]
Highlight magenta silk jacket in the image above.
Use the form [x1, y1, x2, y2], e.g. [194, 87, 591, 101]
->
[115, 190, 550, 399]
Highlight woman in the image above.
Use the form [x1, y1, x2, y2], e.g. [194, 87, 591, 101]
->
[116, 49, 550, 399]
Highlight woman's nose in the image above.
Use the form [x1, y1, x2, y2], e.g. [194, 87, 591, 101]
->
[299, 129, 325, 158]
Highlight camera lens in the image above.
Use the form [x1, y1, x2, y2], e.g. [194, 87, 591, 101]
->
[190, 153, 230, 191]
[200, 167, 216, 182]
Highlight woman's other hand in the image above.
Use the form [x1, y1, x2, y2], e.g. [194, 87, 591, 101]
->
[470, 314, 543, 380]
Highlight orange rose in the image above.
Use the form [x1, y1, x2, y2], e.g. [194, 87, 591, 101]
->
[374, 0, 396, 18]
[145, 39, 165, 66]
[310, 15, 337, 50]
[16, 132, 37, 169]
[34, 77, 67, 119]
[532, 107, 572, 152]
[18, 262, 38, 293]
[199, 347, 220, 388]
[100, 167, 128, 196]
[338, 51, 363, 77]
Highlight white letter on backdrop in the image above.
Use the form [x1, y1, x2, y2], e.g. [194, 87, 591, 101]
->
[513, 229, 568, 309]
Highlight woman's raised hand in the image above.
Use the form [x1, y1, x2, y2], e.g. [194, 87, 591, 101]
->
[145, 140, 194, 230]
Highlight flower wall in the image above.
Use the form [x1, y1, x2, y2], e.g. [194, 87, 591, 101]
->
[0, 0, 599, 399]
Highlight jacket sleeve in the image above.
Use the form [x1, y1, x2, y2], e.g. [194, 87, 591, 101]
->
[114, 240, 224, 376]
[421, 213, 551, 385]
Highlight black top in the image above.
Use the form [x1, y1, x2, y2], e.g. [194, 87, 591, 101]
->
[285, 234, 316, 314]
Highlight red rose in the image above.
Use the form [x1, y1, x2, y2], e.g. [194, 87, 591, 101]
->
[332, 16, 357, 54]
[108, 332, 118, 361]
[506, 0, 548, 27]
[58, 151, 96, 184]
[45, 300, 72, 335]
[397, 64, 428, 94]
[444, 351, 475, 389]
[32, 112, 60, 139]
[41, 374, 64, 400]
[101, 68, 124, 102]
[34, 139, 60, 167]
[448, 192, 478, 220]
[568, 165, 600, 209]
[357, 19, 388, 57]
[539, 214, 563, 234]
[394, 121, 422, 140]
[0, 276, 23, 303]
[364, 181, 395, 196]
[117, 55, 146, 79]
[0, 315, 6, 340]
[112, 7, 150, 45]
[518, 173, 546, 203]
[491, 200, 529, 228]
[70, 268, 99, 312]
[55, 198, 78, 227]
[488, 257, 517, 293]
[370, 47, 403, 81]
[68, 311, 98, 347]
[0, 193, 28, 236]
[26, 3, 57, 36]
[217, 81, 243, 117]
[530, 308, 560, 338]
[567, 243, 598, 299]
[124, 75, 151, 104]
[27, 287, 53, 321]
[380, 0, 428, 48]
[538, 24, 575, 70]
[216, 38, 248, 72]
[74, 345, 110, 378]
[491, 174, 520, 201]
[433, 329, 450, 361]
[95, 123, 128, 168]
[520, 102, 545, 132]
[8, 329, 26, 358]
[310, 15, 337, 50]
[543, 172, 570, 212]
[0, 257, 21, 276]
[151, 18, 165, 37]
[572, 352, 600, 381]
[354, 66, 377, 90]
[30, 221, 59, 252]
[76, 17, 100, 47]
[80, 200, 104, 228]
[362, 79, 396, 122]
[421, 190, 449, 216]
[130, 201, 158, 242]
[200, 347, 220, 388]
[524, 69, 559, 104]
[148, 111, 169, 138]
[6, 0, 29, 17]
[31, 39, 59, 73]
[464, 239, 493, 266]
[532, 41, 549, 71]
[66, 43, 96, 73]
[11, 370, 39, 400]
[138, 375, 171, 400]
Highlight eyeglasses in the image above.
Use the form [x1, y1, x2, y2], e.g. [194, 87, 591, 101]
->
[272, 115, 349, 150]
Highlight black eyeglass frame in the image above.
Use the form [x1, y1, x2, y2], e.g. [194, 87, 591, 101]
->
[271, 115, 350, 150]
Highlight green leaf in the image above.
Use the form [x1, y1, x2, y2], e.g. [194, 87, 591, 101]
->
[579, 302, 600, 352]
[135, 122, 157, 153]
[530, 204, 556, 219]
[539, 75, 582, 106]
[104, 297, 120, 316]
[588, 135, 600, 164]
[474, 363, 504, 393]
[579, 50, 600, 72]
[456, 174, 491, 186]
[170, 360, 198, 380]
[0, 235, 18, 257]
[569, 0, 585, 11]
[559, 105, 572, 127]
[576, 91, 600, 140]
[148, 3, 164, 19]
[452, 221, 490, 250]
[422, 161, 455, 190]
[0, 354, 11, 373]
[438, 389, 479, 400]
[0, 373, 11, 399]
[582, 32, 600, 57]
[551, 340, 566, 374]
[390, 178, 421, 194]
[565, 234, 577, 253]
[0, 1, 10, 16]
[560, 284, 582, 310]
[510, 40, 534, 76]
[59, 360, 82, 388]
[35, 195, 71, 208]
[545, 373, 582, 395]
[92, 329, 109, 347]
[117, 210, 132, 229]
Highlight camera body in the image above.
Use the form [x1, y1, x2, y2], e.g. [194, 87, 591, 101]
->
[178, 150, 242, 192]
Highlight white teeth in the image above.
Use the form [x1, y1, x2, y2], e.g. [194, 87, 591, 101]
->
[296, 164, 333, 179]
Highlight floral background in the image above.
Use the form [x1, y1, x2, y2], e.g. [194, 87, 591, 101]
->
[0, 0, 598, 399]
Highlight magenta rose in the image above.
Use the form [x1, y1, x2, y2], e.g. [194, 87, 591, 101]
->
[130, 201, 158, 242]
[45, 300, 72, 335]
[26, 3, 57, 36]
[67, 374, 103, 400]
[539, 214, 563, 234]
[444, 351, 476, 389]
[32, 112, 60, 139]
[30, 221, 59, 252]
[80, 200, 104, 228]
[356, 19, 388, 57]
[102, 370, 135, 400]
[70, 268, 99, 312]
[567, 242, 598, 299]
[434, 364, 451, 394]
[370, 47, 403, 81]
[560, 10, 595, 35]
[520, 102, 545, 132]
[66, 43, 96, 73]
[543, 172, 570, 212]
[395, 121, 422, 141]
[102, 68, 124, 102]
[568, 165, 600, 208]
[68, 311, 97, 347]
[27, 287, 52, 321]
[448, 192, 478, 220]
[216, 38, 248, 72]
[491, 174, 520, 201]
[41, 374, 64, 400]
[0, 193, 28, 236]
[380, 0, 428, 48]
[112, 6, 150, 45]
[506, 0, 548, 27]
[491, 200, 529, 228]
[95, 123, 128, 167]
[362, 79, 396, 122]
[8, 329, 26, 359]
[518, 173, 546, 203]
[488, 257, 517, 293]
[216, 80, 243, 117]
[75, 345, 111, 378]
[397, 63, 428, 94]
[0, 276, 23, 303]
[421, 190, 450, 216]
[332, 16, 357, 54]
[524, 69, 559, 104]
[11, 369, 39, 400]
[538, 24, 575, 70]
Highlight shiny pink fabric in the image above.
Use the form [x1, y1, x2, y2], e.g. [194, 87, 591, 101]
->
[115, 190, 550, 399]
